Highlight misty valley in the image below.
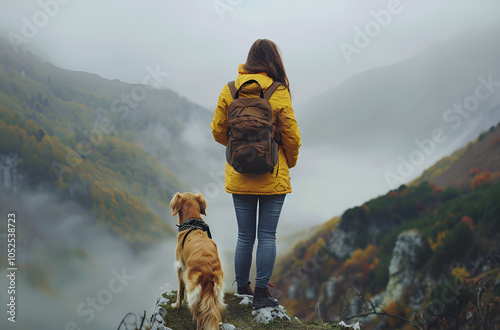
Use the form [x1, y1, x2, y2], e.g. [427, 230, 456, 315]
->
[1, 24, 500, 330]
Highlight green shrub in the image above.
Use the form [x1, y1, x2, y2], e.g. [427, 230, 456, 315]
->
[429, 223, 473, 277]
[440, 186, 462, 203]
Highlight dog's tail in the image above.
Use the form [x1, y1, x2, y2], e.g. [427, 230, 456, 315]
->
[187, 278, 226, 330]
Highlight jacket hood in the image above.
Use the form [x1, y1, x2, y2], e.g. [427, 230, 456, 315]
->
[235, 64, 273, 94]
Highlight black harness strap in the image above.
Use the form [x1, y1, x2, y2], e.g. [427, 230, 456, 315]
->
[176, 218, 212, 249]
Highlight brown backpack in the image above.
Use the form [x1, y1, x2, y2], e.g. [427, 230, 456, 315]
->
[226, 79, 282, 174]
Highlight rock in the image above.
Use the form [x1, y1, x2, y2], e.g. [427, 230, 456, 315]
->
[252, 305, 291, 324]
[325, 277, 337, 300]
[0, 153, 20, 192]
[344, 294, 363, 320]
[234, 293, 252, 305]
[148, 291, 297, 329]
[318, 276, 337, 302]
[338, 320, 361, 330]
[326, 228, 355, 259]
[288, 281, 300, 299]
[382, 229, 427, 306]
[149, 292, 172, 330]
[304, 283, 317, 300]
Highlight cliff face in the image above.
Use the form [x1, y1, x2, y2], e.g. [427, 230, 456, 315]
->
[326, 227, 355, 259]
[312, 229, 431, 322]
[272, 125, 500, 328]
[381, 229, 428, 308]
[0, 153, 20, 192]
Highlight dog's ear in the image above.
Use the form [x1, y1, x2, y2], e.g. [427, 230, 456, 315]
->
[196, 193, 207, 216]
[170, 192, 182, 216]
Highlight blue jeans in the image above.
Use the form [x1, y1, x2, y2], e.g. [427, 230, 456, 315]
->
[232, 194, 286, 289]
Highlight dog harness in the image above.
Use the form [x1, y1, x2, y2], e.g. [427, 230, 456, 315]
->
[176, 218, 212, 249]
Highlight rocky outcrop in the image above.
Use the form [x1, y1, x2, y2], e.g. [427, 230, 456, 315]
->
[336, 229, 430, 324]
[149, 293, 172, 330]
[381, 229, 429, 307]
[148, 291, 294, 329]
[0, 153, 20, 192]
[251, 304, 291, 324]
[326, 228, 355, 259]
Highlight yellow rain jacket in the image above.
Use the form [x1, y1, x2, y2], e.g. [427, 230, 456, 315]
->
[211, 64, 301, 195]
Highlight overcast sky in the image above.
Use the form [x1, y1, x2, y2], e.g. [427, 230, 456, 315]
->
[2, 0, 500, 109]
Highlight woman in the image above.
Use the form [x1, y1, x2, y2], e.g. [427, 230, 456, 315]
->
[211, 39, 301, 309]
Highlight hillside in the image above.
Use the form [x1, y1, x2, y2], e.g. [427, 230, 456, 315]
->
[272, 125, 500, 329]
[410, 124, 500, 191]
[298, 23, 500, 156]
[0, 37, 223, 247]
[0, 39, 225, 329]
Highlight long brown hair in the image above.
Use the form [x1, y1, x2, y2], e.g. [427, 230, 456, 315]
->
[243, 39, 290, 94]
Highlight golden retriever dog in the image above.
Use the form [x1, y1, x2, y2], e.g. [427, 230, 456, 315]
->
[169, 192, 226, 329]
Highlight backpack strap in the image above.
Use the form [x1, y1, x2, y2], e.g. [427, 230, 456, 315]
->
[264, 82, 284, 145]
[228, 81, 237, 99]
[263, 81, 282, 100]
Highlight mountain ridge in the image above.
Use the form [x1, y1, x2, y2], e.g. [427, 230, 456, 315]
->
[0, 35, 226, 256]
[0, 38, 226, 330]
[273, 124, 500, 329]
[299, 23, 500, 156]
[410, 124, 500, 191]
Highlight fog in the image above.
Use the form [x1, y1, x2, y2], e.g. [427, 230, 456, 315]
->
[1, 1, 500, 108]
[0, 189, 182, 329]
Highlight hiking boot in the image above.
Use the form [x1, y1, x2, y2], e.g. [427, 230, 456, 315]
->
[252, 287, 279, 309]
[237, 281, 253, 296]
